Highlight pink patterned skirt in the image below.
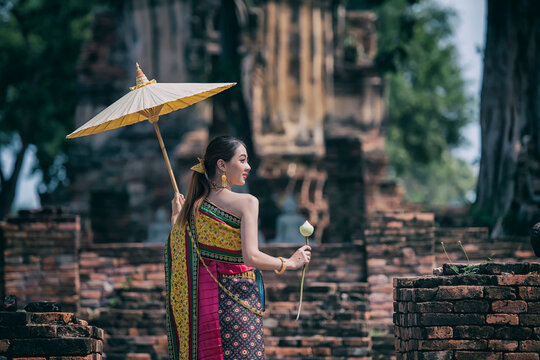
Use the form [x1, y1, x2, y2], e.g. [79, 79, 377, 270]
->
[197, 260, 264, 359]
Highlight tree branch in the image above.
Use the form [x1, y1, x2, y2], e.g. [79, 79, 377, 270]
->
[0, 141, 28, 219]
[8, 141, 28, 186]
[0, 153, 5, 188]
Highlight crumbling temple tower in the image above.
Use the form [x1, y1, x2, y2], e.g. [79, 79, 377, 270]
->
[47, 0, 400, 246]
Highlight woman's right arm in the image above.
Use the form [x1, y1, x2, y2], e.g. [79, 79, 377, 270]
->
[171, 193, 185, 226]
[240, 195, 311, 271]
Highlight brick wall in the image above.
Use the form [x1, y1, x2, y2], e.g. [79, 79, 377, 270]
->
[435, 228, 534, 265]
[0, 311, 104, 359]
[78, 243, 167, 360]
[365, 214, 537, 360]
[365, 212, 435, 360]
[0, 209, 80, 313]
[77, 240, 371, 360]
[394, 262, 540, 360]
[0, 209, 372, 360]
[1, 209, 538, 360]
[78, 242, 371, 360]
[262, 243, 371, 359]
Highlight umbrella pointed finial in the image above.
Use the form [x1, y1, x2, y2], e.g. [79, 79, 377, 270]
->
[135, 63, 149, 86]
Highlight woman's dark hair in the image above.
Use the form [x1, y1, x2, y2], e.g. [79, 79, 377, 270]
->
[177, 136, 246, 226]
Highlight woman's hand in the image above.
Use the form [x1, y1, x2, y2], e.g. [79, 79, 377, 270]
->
[171, 192, 185, 225]
[286, 245, 311, 270]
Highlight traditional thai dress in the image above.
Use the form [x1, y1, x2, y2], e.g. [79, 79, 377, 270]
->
[165, 199, 265, 360]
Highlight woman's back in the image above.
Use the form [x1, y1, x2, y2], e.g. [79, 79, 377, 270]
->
[205, 190, 255, 221]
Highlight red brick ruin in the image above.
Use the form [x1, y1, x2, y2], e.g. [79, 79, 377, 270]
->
[395, 263, 540, 359]
[0, 311, 103, 359]
[0, 208, 537, 359]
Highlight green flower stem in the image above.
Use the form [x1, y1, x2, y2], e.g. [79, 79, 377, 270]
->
[441, 241, 453, 264]
[458, 240, 470, 264]
[296, 236, 309, 321]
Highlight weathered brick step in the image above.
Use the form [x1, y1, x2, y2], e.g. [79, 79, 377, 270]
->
[0, 324, 104, 339]
[265, 271, 366, 285]
[435, 227, 489, 242]
[268, 320, 369, 337]
[371, 334, 396, 349]
[440, 249, 534, 257]
[0, 311, 104, 358]
[265, 335, 371, 347]
[90, 309, 166, 334]
[267, 281, 369, 293]
[267, 304, 369, 318]
[106, 301, 164, 310]
[101, 334, 167, 354]
[437, 241, 531, 252]
[366, 215, 434, 227]
[0, 312, 83, 326]
[265, 337, 371, 359]
[267, 309, 368, 322]
[0, 338, 104, 357]
[270, 294, 369, 304]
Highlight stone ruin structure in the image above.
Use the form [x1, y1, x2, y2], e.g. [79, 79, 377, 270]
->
[395, 263, 540, 359]
[44, 0, 400, 245]
[0, 311, 104, 360]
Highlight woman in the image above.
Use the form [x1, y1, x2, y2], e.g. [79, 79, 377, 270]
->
[165, 136, 311, 360]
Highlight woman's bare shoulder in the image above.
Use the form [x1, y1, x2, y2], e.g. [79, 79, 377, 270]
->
[230, 192, 258, 206]
[227, 193, 258, 215]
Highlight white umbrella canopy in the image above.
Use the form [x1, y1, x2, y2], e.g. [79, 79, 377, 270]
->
[67, 63, 236, 193]
[66, 80, 236, 138]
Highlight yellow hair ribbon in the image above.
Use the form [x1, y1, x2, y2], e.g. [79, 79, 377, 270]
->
[190, 157, 206, 174]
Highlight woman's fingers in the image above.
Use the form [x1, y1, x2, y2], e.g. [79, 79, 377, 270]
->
[172, 193, 185, 202]
[172, 193, 185, 214]
[290, 245, 313, 268]
[177, 193, 185, 206]
[300, 246, 311, 263]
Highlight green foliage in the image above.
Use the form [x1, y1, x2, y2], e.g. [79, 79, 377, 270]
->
[440, 240, 493, 275]
[398, 151, 476, 207]
[0, 0, 114, 214]
[121, 275, 134, 290]
[373, 0, 476, 206]
[368, 328, 390, 336]
[0, 0, 94, 176]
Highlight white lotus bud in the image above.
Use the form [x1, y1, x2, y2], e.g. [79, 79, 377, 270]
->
[299, 220, 314, 237]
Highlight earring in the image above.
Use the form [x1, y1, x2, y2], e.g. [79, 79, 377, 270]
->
[222, 174, 227, 188]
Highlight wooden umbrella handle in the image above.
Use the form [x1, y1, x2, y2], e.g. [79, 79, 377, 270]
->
[151, 120, 180, 194]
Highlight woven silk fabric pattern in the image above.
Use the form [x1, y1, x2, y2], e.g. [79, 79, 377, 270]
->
[197, 204, 242, 251]
[166, 225, 192, 359]
[165, 200, 260, 360]
[218, 276, 265, 359]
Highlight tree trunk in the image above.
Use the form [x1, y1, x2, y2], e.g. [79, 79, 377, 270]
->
[0, 143, 28, 220]
[475, 0, 540, 236]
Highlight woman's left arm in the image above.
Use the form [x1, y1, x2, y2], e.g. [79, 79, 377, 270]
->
[241, 195, 310, 271]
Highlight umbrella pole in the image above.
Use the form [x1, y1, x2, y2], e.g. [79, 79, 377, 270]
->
[151, 121, 180, 194]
